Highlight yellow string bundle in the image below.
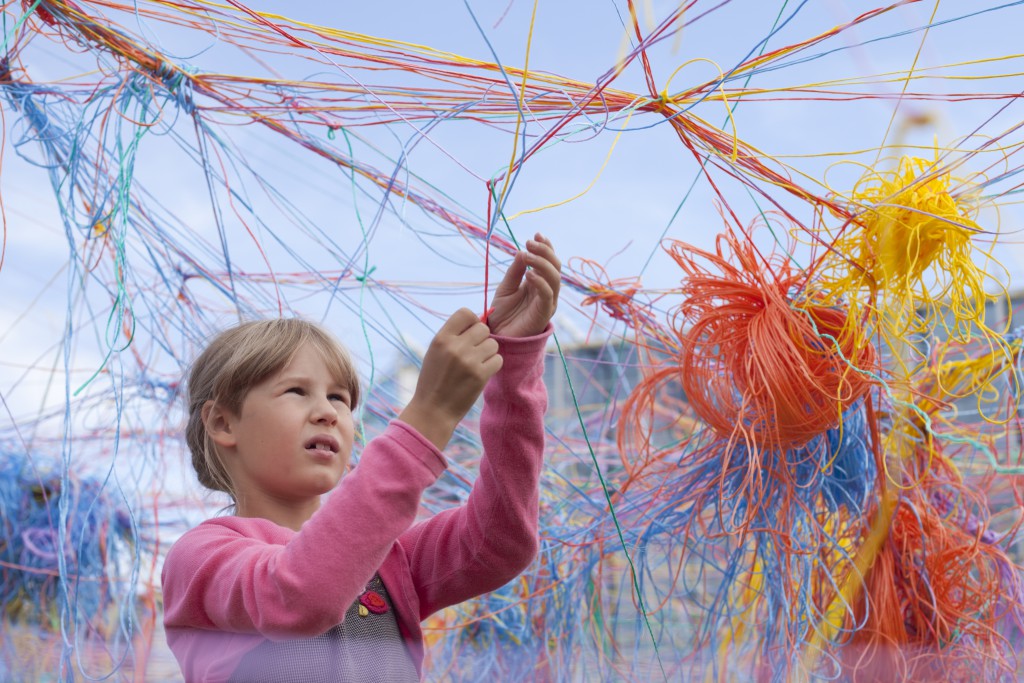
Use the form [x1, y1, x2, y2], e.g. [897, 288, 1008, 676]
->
[851, 156, 978, 288]
[824, 155, 994, 344]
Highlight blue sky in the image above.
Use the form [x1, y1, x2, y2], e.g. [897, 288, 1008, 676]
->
[3, 0, 1024, 446]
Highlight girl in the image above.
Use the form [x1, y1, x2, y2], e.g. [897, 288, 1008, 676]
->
[161, 235, 561, 682]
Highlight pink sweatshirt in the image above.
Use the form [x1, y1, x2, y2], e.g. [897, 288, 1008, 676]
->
[161, 328, 550, 682]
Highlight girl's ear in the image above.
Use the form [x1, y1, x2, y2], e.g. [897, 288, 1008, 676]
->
[202, 400, 238, 450]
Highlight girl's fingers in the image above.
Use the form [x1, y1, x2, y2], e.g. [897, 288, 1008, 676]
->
[525, 270, 555, 305]
[525, 237, 557, 263]
[481, 352, 504, 376]
[526, 235, 561, 278]
[494, 250, 529, 297]
[526, 251, 562, 291]
[477, 337, 500, 360]
[461, 320, 493, 345]
[443, 307, 483, 335]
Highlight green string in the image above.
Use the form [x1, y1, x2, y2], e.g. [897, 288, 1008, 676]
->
[74, 94, 147, 396]
[552, 334, 669, 681]
[3, 0, 41, 53]
[483, 180, 667, 678]
[338, 126, 377, 441]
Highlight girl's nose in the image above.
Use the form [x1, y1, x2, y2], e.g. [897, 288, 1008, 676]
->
[311, 396, 338, 424]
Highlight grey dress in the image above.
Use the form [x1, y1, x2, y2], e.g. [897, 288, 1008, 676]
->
[228, 574, 419, 683]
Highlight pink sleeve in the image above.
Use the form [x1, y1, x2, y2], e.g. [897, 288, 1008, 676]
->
[161, 422, 447, 640]
[398, 324, 550, 618]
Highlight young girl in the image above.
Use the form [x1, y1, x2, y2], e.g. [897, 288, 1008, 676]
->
[162, 235, 561, 683]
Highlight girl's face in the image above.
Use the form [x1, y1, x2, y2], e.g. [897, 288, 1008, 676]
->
[222, 343, 355, 510]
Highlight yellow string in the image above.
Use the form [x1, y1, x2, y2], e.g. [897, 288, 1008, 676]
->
[494, 0, 541, 220]
[873, 0, 943, 166]
[507, 105, 640, 220]
[660, 58, 739, 161]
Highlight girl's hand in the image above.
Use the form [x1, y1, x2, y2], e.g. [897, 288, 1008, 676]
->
[399, 308, 503, 450]
[486, 233, 561, 338]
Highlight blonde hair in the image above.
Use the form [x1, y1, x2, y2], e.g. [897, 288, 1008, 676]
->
[185, 318, 360, 501]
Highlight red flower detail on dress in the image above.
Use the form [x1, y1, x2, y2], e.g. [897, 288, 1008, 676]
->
[359, 590, 388, 614]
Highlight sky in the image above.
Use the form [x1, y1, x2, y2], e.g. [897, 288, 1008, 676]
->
[2, 0, 1024, 465]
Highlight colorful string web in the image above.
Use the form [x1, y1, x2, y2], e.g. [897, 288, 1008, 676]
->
[2, 0, 1024, 681]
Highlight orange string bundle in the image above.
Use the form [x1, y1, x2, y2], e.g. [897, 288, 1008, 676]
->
[666, 228, 876, 452]
[839, 493, 1017, 682]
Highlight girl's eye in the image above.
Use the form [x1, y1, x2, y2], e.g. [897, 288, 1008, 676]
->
[329, 393, 351, 407]
[286, 387, 305, 396]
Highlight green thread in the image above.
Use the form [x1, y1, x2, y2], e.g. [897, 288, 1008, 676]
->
[553, 333, 669, 681]
[3, 0, 41, 53]
[339, 126, 377, 441]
